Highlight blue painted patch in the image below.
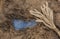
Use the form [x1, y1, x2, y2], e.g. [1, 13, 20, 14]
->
[12, 19, 37, 30]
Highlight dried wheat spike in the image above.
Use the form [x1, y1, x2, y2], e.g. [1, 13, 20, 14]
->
[29, 1, 60, 37]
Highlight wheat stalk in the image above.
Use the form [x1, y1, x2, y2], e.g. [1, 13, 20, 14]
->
[29, 1, 60, 37]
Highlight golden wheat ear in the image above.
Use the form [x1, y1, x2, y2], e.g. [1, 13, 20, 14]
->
[29, 1, 60, 37]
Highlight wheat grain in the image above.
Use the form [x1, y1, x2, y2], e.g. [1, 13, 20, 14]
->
[29, 1, 60, 37]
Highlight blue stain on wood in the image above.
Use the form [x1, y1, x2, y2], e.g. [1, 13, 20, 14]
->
[12, 19, 37, 30]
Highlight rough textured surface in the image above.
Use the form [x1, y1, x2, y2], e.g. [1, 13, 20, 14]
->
[0, 0, 60, 39]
